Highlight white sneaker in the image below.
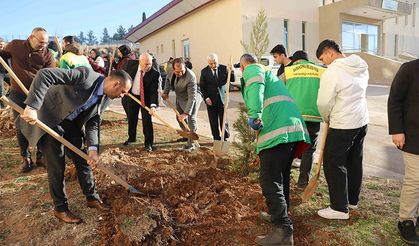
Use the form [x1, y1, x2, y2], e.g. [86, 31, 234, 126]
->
[348, 204, 358, 210]
[317, 207, 349, 220]
[291, 159, 301, 168]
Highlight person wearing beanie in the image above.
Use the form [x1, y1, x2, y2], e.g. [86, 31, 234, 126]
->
[282, 50, 325, 188]
[112, 45, 136, 71]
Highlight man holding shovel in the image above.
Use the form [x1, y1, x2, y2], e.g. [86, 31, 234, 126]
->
[17, 67, 132, 224]
[121, 52, 160, 151]
[200, 53, 235, 141]
[240, 53, 310, 245]
[0, 27, 55, 172]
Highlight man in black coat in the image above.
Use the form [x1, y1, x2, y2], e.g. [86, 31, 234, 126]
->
[388, 59, 419, 245]
[200, 53, 235, 140]
[18, 67, 132, 224]
[122, 52, 160, 151]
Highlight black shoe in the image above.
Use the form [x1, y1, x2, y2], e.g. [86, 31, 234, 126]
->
[176, 137, 188, 142]
[123, 140, 136, 146]
[398, 220, 419, 245]
[144, 145, 156, 152]
[256, 225, 294, 245]
[20, 157, 34, 173]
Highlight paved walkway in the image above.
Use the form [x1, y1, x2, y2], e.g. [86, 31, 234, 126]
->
[109, 85, 404, 180]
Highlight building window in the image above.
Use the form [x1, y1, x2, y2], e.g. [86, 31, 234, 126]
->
[342, 21, 378, 54]
[413, 3, 416, 27]
[161, 44, 164, 54]
[395, 16, 399, 24]
[302, 21, 306, 50]
[284, 20, 289, 53]
[156, 45, 159, 55]
[172, 40, 176, 57]
[405, 15, 408, 26]
[182, 39, 190, 59]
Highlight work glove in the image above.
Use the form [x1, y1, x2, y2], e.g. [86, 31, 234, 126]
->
[248, 118, 263, 130]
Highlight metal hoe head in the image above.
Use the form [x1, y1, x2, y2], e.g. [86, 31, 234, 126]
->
[176, 129, 199, 140]
[128, 185, 158, 197]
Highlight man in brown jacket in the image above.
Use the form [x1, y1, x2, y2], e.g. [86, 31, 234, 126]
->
[388, 59, 419, 245]
[0, 27, 55, 172]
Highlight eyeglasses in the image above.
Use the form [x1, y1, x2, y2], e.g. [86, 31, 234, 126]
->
[32, 35, 48, 45]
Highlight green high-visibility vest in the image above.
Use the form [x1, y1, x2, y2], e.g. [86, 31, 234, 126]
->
[241, 63, 310, 154]
[284, 60, 324, 122]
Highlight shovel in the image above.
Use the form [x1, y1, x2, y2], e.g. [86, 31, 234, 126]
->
[54, 36, 63, 56]
[301, 123, 329, 202]
[0, 96, 149, 195]
[163, 97, 199, 142]
[213, 58, 232, 156]
[127, 93, 198, 140]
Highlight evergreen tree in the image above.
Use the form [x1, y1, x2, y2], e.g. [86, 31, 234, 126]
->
[231, 103, 258, 176]
[86, 30, 97, 45]
[78, 31, 86, 45]
[128, 25, 134, 32]
[102, 27, 111, 44]
[113, 25, 127, 41]
[142, 12, 146, 22]
[240, 9, 270, 62]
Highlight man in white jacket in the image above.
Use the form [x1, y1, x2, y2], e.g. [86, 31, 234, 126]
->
[315, 39, 369, 220]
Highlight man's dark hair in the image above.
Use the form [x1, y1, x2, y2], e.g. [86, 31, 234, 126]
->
[270, 44, 287, 56]
[63, 35, 77, 44]
[316, 39, 342, 59]
[109, 70, 132, 86]
[172, 57, 185, 68]
[240, 53, 257, 64]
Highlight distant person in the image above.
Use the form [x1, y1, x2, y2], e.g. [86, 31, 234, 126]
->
[0, 37, 8, 108]
[61, 35, 77, 51]
[185, 57, 193, 69]
[316, 39, 369, 220]
[59, 43, 91, 69]
[18, 67, 132, 224]
[239, 53, 309, 246]
[112, 45, 136, 71]
[282, 50, 325, 188]
[162, 58, 202, 151]
[88, 49, 105, 75]
[270, 44, 293, 77]
[122, 52, 160, 152]
[199, 53, 235, 140]
[0, 27, 55, 172]
[388, 59, 419, 245]
[47, 41, 59, 64]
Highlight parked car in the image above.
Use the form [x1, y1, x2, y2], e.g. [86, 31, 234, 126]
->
[230, 55, 280, 90]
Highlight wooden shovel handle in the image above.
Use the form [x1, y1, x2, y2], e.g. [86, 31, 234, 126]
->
[163, 97, 190, 131]
[54, 36, 63, 55]
[313, 123, 329, 178]
[220, 56, 232, 140]
[127, 93, 178, 132]
[108, 48, 116, 77]
[0, 96, 131, 190]
[0, 57, 29, 95]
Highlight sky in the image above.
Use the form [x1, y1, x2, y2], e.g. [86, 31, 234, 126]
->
[0, 0, 172, 41]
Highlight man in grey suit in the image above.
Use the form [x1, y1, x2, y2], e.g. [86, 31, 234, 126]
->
[19, 67, 132, 224]
[162, 57, 202, 151]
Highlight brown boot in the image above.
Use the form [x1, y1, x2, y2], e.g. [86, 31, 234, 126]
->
[54, 209, 82, 224]
[86, 199, 111, 211]
[20, 157, 33, 173]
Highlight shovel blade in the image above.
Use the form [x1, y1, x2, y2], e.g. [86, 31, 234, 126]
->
[213, 140, 230, 156]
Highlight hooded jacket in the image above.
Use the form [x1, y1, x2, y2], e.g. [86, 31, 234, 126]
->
[317, 55, 369, 129]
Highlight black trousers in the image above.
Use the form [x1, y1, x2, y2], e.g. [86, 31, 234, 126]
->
[298, 121, 321, 185]
[40, 119, 99, 212]
[9, 90, 43, 159]
[323, 125, 367, 213]
[122, 95, 154, 147]
[206, 99, 229, 140]
[259, 142, 295, 230]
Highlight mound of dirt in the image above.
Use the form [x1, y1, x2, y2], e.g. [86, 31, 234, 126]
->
[94, 147, 268, 245]
[0, 107, 16, 138]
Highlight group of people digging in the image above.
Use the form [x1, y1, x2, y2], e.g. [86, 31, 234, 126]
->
[0, 27, 418, 246]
